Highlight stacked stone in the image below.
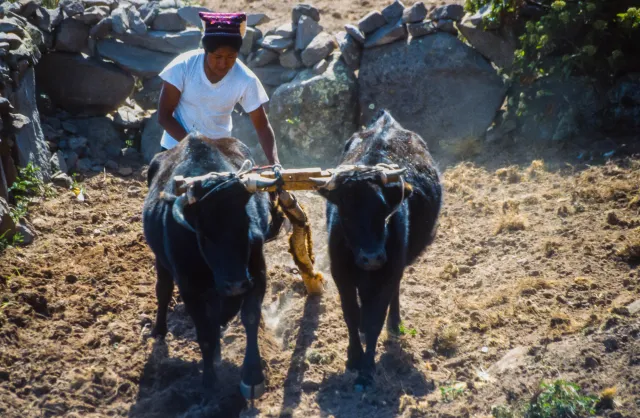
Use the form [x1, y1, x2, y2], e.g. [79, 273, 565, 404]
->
[1, 0, 50, 242]
[241, 4, 338, 95]
[336, 1, 464, 71]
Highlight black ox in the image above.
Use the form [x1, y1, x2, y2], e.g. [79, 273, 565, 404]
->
[142, 134, 280, 399]
[313, 110, 443, 390]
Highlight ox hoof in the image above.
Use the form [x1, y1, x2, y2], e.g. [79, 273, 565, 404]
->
[150, 325, 167, 339]
[354, 375, 374, 393]
[239, 380, 266, 400]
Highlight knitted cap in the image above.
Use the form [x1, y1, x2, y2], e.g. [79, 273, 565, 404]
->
[198, 12, 247, 38]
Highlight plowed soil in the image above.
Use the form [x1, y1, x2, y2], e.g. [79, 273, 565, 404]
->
[1, 137, 639, 418]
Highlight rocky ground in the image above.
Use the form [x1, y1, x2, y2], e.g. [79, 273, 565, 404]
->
[0, 137, 638, 418]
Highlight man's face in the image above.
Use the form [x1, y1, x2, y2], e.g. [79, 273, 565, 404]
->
[206, 46, 238, 79]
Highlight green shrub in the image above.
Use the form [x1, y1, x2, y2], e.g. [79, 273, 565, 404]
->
[464, 0, 640, 122]
[523, 380, 598, 418]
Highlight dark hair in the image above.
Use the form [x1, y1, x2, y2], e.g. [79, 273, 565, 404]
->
[202, 35, 242, 54]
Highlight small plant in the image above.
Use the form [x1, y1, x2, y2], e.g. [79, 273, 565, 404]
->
[523, 379, 598, 418]
[398, 322, 418, 337]
[440, 383, 466, 403]
[491, 404, 516, 418]
[8, 162, 54, 222]
[0, 231, 24, 253]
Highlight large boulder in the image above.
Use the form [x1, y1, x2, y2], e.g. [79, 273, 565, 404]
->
[35, 52, 135, 114]
[358, 33, 506, 151]
[114, 28, 201, 54]
[14, 67, 51, 181]
[141, 112, 163, 163]
[97, 38, 175, 78]
[270, 53, 358, 166]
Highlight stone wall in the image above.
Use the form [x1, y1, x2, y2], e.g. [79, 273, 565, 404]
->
[1, 0, 638, 238]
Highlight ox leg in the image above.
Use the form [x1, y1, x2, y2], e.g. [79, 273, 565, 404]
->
[239, 252, 267, 400]
[386, 282, 401, 336]
[239, 283, 266, 399]
[151, 260, 174, 338]
[355, 284, 395, 391]
[183, 293, 217, 389]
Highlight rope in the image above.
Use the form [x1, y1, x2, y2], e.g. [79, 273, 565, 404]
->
[385, 175, 406, 225]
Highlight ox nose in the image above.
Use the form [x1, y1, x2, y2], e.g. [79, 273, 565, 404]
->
[356, 250, 387, 271]
[222, 280, 253, 297]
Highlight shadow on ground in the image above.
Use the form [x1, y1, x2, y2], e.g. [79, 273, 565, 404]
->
[315, 338, 436, 418]
[129, 339, 249, 418]
[272, 294, 323, 416]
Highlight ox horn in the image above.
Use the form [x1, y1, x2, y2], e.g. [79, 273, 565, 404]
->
[172, 194, 196, 233]
[381, 168, 407, 184]
[310, 175, 337, 190]
[241, 174, 279, 193]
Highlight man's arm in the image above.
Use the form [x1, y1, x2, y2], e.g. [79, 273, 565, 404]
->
[158, 81, 188, 142]
[249, 105, 280, 166]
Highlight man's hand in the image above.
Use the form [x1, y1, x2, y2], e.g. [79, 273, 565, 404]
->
[249, 106, 280, 166]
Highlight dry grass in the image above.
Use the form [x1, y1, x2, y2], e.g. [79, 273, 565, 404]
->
[616, 227, 640, 262]
[495, 213, 526, 234]
[496, 166, 522, 184]
[495, 198, 526, 234]
[434, 324, 460, 356]
[574, 166, 638, 204]
[439, 262, 459, 280]
[527, 159, 546, 179]
[518, 277, 557, 293]
[484, 294, 510, 308]
[444, 163, 490, 198]
[628, 195, 640, 210]
[543, 240, 561, 257]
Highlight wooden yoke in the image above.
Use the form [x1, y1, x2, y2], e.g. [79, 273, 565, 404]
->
[255, 167, 332, 192]
[172, 164, 403, 195]
[173, 168, 334, 195]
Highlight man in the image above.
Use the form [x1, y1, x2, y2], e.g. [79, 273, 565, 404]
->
[157, 12, 280, 167]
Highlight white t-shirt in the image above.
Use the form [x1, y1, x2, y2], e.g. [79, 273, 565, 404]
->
[158, 49, 269, 149]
